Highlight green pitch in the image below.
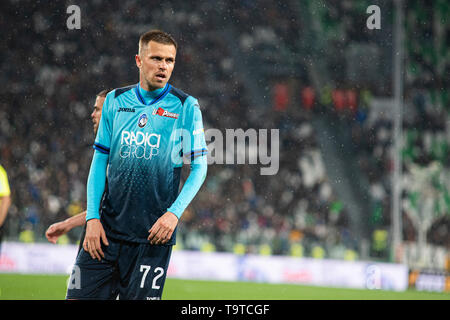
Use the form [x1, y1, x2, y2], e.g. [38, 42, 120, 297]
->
[0, 273, 448, 300]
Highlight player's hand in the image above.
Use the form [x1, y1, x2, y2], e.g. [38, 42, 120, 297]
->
[148, 212, 178, 245]
[45, 221, 70, 244]
[83, 218, 109, 261]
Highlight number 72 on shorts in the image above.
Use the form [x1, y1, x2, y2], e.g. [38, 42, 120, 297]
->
[139, 264, 165, 289]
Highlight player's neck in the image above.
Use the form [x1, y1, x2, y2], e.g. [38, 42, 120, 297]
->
[138, 82, 166, 101]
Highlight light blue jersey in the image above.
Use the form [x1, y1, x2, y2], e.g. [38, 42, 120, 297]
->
[90, 83, 207, 244]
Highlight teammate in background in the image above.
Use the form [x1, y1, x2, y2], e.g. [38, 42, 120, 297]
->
[66, 29, 208, 300]
[0, 164, 11, 254]
[45, 89, 108, 248]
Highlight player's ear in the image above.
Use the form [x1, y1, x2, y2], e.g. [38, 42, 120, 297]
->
[135, 54, 142, 68]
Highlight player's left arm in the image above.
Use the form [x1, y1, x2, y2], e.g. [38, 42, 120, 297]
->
[148, 99, 208, 245]
[148, 162, 207, 245]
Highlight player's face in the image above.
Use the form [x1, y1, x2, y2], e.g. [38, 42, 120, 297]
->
[91, 95, 105, 135]
[136, 41, 176, 91]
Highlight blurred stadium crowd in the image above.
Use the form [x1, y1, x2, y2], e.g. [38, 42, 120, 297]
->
[0, 0, 448, 263]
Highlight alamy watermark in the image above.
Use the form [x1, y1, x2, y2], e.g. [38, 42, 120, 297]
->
[68, 4, 382, 31]
[205, 128, 279, 176]
[67, 265, 81, 290]
[66, 5, 81, 30]
[170, 128, 280, 176]
[366, 5, 381, 30]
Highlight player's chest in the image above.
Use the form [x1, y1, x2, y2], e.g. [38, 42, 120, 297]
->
[113, 102, 182, 136]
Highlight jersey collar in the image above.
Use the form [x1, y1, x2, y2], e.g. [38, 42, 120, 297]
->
[135, 83, 171, 106]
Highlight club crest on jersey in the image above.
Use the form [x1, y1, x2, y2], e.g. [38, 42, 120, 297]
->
[152, 107, 179, 119]
[138, 113, 148, 128]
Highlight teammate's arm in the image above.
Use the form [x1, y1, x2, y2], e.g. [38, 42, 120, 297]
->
[45, 211, 86, 244]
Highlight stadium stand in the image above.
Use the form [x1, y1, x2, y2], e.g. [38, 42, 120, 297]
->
[0, 0, 447, 265]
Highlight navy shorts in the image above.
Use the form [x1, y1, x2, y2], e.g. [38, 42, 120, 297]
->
[66, 237, 173, 300]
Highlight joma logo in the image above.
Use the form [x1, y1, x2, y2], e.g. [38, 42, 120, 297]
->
[118, 107, 136, 113]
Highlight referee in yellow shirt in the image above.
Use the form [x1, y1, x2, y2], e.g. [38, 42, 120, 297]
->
[0, 164, 11, 254]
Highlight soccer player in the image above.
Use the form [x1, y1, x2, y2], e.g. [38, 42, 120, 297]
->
[45, 89, 108, 248]
[0, 164, 11, 254]
[66, 30, 208, 300]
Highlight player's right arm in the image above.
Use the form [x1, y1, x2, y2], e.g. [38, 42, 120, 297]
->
[84, 92, 114, 260]
[84, 151, 109, 261]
